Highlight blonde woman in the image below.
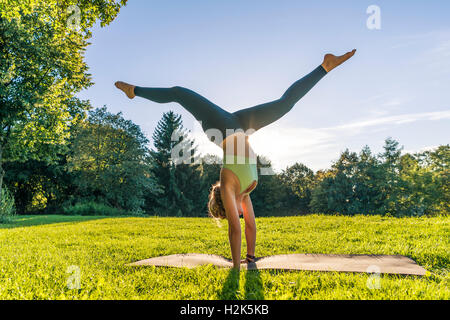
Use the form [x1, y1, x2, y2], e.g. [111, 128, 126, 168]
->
[115, 50, 356, 269]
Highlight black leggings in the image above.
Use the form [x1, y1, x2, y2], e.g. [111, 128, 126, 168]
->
[134, 65, 327, 143]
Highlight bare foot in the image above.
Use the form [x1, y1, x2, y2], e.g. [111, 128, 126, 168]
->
[114, 81, 136, 99]
[321, 49, 356, 72]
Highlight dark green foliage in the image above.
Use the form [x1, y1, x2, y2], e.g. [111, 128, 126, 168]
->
[0, 1, 127, 213]
[67, 107, 159, 212]
[145, 111, 203, 216]
[62, 201, 127, 216]
[0, 185, 15, 223]
[251, 156, 293, 216]
[4, 157, 74, 214]
[310, 149, 377, 215]
[310, 139, 449, 216]
[196, 154, 222, 216]
[4, 105, 449, 217]
[2, 1, 447, 219]
[280, 162, 315, 214]
[397, 145, 449, 216]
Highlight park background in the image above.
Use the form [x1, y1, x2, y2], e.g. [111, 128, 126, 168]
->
[0, 0, 449, 301]
[0, 0, 449, 220]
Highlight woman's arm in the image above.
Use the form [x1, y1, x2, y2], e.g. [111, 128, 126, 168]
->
[242, 195, 256, 259]
[221, 185, 242, 269]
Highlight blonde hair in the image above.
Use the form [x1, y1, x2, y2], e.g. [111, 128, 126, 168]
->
[208, 181, 226, 219]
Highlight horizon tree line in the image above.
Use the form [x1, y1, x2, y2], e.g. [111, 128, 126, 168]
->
[1, 106, 448, 219]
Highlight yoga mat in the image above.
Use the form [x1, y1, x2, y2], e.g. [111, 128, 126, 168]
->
[127, 253, 427, 276]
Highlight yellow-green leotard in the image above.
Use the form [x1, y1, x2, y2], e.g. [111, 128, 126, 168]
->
[222, 154, 258, 195]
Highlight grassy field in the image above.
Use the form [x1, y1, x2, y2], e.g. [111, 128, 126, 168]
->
[0, 214, 448, 300]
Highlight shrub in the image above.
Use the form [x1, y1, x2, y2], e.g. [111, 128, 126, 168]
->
[63, 201, 126, 216]
[129, 208, 145, 217]
[0, 186, 16, 223]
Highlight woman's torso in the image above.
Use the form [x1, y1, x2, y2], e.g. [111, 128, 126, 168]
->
[221, 132, 258, 195]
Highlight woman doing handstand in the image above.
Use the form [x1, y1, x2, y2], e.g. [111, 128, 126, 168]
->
[115, 49, 356, 269]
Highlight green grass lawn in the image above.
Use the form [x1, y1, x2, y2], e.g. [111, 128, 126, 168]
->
[0, 214, 448, 299]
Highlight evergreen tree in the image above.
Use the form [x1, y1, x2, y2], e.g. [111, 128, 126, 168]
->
[147, 111, 201, 216]
[378, 137, 404, 216]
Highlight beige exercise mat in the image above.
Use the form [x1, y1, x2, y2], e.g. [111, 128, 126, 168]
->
[127, 253, 427, 275]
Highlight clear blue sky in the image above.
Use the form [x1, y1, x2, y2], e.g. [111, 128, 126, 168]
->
[77, 0, 450, 171]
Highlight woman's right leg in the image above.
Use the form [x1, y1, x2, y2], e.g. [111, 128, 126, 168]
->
[232, 50, 356, 133]
[232, 65, 327, 133]
[133, 85, 241, 139]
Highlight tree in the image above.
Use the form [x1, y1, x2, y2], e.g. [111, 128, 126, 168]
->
[4, 157, 73, 213]
[0, 1, 127, 207]
[399, 145, 450, 216]
[426, 145, 449, 215]
[147, 111, 201, 216]
[310, 169, 336, 214]
[280, 162, 315, 213]
[67, 106, 157, 211]
[199, 154, 222, 187]
[352, 145, 385, 214]
[378, 137, 404, 215]
[310, 146, 384, 215]
[197, 154, 222, 216]
[250, 156, 293, 216]
[328, 149, 359, 215]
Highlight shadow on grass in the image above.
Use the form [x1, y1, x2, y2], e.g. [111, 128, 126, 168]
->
[218, 263, 265, 300]
[244, 261, 265, 300]
[218, 268, 241, 299]
[0, 215, 110, 229]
